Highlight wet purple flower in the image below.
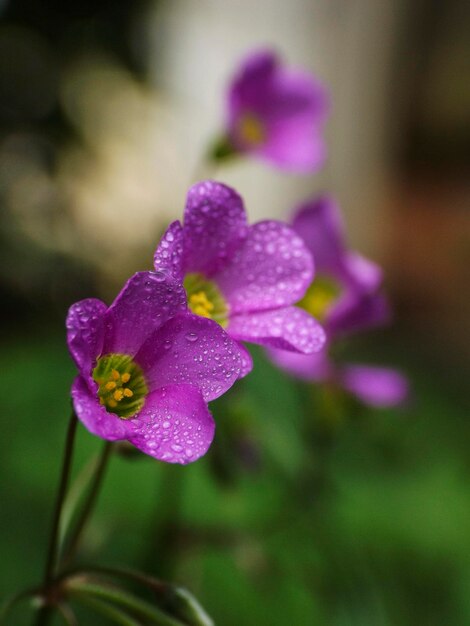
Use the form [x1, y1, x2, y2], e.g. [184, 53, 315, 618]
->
[225, 49, 330, 172]
[67, 271, 242, 464]
[268, 194, 408, 408]
[154, 180, 326, 377]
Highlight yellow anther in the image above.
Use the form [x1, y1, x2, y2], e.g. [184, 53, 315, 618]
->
[121, 373, 131, 383]
[113, 389, 124, 402]
[111, 370, 120, 381]
[123, 388, 134, 398]
[108, 399, 118, 408]
[188, 291, 215, 319]
[105, 381, 117, 391]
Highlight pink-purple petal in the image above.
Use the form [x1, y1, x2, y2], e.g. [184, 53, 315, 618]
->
[341, 365, 409, 408]
[216, 221, 313, 314]
[236, 342, 254, 379]
[136, 313, 242, 401]
[260, 123, 327, 172]
[71, 376, 135, 441]
[66, 298, 107, 373]
[153, 221, 185, 282]
[102, 271, 187, 356]
[128, 384, 215, 464]
[291, 195, 346, 271]
[229, 306, 325, 354]
[328, 292, 390, 337]
[183, 181, 248, 277]
[268, 346, 331, 381]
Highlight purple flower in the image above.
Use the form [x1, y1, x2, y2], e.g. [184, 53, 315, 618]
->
[67, 271, 242, 464]
[268, 194, 408, 408]
[291, 194, 389, 337]
[225, 49, 330, 172]
[153, 180, 326, 377]
[269, 349, 409, 409]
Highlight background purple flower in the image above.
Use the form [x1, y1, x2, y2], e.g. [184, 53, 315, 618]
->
[154, 180, 326, 377]
[269, 348, 409, 408]
[225, 49, 330, 172]
[292, 194, 389, 337]
[268, 194, 408, 408]
[67, 271, 242, 464]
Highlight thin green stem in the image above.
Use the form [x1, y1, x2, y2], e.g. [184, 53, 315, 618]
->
[73, 595, 141, 626]
[143, 464, 186, 579]
[60, 440, 113, 568]
[0, 588, 36, 624]
[67, 581, 185, 626]
[34, 411, 78, 625]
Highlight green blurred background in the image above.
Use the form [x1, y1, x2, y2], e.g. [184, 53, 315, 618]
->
[1, 0, 469, 624]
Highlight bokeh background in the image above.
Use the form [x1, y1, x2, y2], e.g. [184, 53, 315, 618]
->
[1, 0, 469, 624]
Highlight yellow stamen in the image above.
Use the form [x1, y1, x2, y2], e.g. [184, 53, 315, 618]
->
[123, 388, 134, 398]
[105, 381, 117, 391]
[111, 369, 120, 381]
[113, 389, 124, 402]
[108, 399, 118, 408]
[238, 113, 265, 146]
[121, 372, 131, 383]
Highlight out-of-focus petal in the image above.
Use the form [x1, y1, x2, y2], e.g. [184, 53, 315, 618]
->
[66, 298, 107, 373]
[229, 307, 325, 354]
[268, 346, 330, 381]
[341, 365, 409, 408]
[183, 181, 248, 277]
[236, 342, 254, 379]
[260, 123, 327, 172]
[71, 376, 134, 441]
[136, 313, 241, 402]
[228, 49, 278, 122]
[153, 221, 185, 282]
[216, 221, 313, 314]
[102, 271, 186, 356]
[328, 292, 390, 337]
[343, 252, 383, 292]
[128, 384, 215, 464]
[291, 195, 346, 271]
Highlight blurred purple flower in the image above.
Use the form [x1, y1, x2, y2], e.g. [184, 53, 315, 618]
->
[67, 271, 242, 464]
[154, 180, 326, 377]
[225, 49, 330, 172]
[269, 349, 409, 409]
[291, 195, 389, 336]
[268, 194, 408, 408]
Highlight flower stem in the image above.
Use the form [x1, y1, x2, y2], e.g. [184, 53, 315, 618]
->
[60, 440, 113, 568]
[35, 410, 78, 625]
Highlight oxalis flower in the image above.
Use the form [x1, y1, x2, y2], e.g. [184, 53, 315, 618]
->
[269, 195, 408, 408]
[67, 271, 242, 464]
[223, 49, 330, 172]
[154, 180, 326, 377]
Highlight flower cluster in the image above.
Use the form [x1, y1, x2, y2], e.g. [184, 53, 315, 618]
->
[269, 195, 409, 407]
[67, 49, 407, 466]
[68, 181, 326, 463]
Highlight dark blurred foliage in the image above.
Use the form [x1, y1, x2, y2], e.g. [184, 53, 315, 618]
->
[0, 0, 153, 328]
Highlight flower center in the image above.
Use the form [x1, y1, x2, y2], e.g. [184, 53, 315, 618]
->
[298, 274, 342, 321]
[238, 113, 266, 146]
[93, 354, 148, 419]
[184, 273, 229, 328]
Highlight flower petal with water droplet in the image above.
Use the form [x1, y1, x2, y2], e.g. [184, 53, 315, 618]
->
[102, 271, 187, 357]
[136, 313, 242, 401]
[128, 384, 215, 464]
[66, 298, 107, 372]
[229, 306, 325, 354]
